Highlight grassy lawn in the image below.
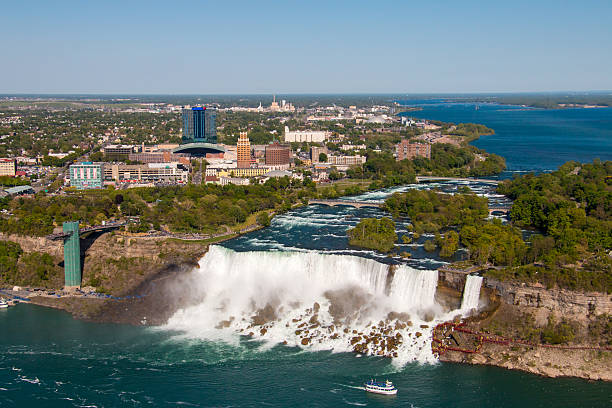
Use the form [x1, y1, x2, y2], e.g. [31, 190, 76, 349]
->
[164, 233, 237, 245]
[230, 209, 278, 232]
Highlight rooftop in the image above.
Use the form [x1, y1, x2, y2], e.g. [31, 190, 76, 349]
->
[4, 185, 34, 195]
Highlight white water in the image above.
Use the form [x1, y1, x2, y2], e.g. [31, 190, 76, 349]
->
[388, 266, 438, 310]
[164, 246, 445, 364]
[460, 275, 483, 312]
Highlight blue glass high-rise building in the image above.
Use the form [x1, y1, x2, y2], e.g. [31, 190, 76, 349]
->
[174, 106, 224, 157]
[182, 107, 217, 144]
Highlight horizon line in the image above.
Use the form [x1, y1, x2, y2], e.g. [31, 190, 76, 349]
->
[1, 90, 611, 97]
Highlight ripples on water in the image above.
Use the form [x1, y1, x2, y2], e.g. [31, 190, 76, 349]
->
[2, 305, 612, 407]
[398, 102, 612, 173]
[2, 180, 611, 407]
[225, 180, 509, 269]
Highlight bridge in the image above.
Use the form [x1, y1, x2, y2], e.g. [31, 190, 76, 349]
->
[46, 221, 127, 288]
[489, 207, 510, 215]
[46, 221, 127, 241]
[416, 176, 500, 184]
[308, 199, 381, 209]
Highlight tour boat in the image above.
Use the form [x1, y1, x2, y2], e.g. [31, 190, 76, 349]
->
[0, 299, 8, 308]
[364, 379, 397, 395]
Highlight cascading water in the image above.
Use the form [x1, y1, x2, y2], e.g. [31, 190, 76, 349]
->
[164, 246, 445, 364]
[388, 265, 438, 310]
[460, 275, 483, 312]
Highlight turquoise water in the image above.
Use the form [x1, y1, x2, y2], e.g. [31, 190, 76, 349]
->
[398, 102, 612, 174]
[2, 104, 612, 406]
[2, 305, 611, 407]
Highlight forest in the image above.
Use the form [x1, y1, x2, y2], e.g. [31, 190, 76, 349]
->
[350, 144, 506, 183]
[0, 177, 317, 236]
[493, 160, 611, 292]
[381, 160, 611, 292]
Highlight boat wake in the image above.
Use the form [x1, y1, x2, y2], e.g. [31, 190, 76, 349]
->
[336, 384, 366, 391]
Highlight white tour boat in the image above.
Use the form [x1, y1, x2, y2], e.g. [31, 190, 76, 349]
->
[364, 379, 397, 395]
[0, 299, 8, 308]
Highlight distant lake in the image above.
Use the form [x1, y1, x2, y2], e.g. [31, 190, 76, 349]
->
[398, 101, 612, 174]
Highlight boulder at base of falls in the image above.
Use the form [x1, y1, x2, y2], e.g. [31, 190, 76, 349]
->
[301, 338, 310, 345]
[216, 319, 232, 329]
[387, 312, 412, 323]
[353, 343, 367, 353]
[252, 304, 277, 326]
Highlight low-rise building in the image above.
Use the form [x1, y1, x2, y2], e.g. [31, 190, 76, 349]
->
[0, 158, 16, 177]
[3, 185, 35, 196]
[204, 175, 220, 184]
[264, 169, 295, 179]
[206, 165, 269, 178]
[310, 146, 329, 163]
[128, 152, 190, 165]
[327, 155, 366, 167]
[340, 144, 366, 151]
[265, 142, 291, 166]
[219, 176, 250, 186]
[396, 140, 431, 161]
[220, 167, 269, 178]
[103, 144, 135, 160]
[284, 126, 331, 143]
[69, 162, 104, 189]
[103, 163, 188, 184]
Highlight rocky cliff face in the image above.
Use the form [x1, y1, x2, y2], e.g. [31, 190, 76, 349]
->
[437, 268, 470, 292]
[436, 276, 612, 381]
[28, 233, 209, 323]
[0, 233, 63, 257]
[484, 277, 612, 325]
[80, 233, 207, 294]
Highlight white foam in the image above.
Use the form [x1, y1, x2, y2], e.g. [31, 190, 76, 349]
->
[460, 275, 483, 312]
[164, 246, 447, 364]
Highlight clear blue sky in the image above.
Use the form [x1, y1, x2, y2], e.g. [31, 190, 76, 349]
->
[1, 0, 611, 94]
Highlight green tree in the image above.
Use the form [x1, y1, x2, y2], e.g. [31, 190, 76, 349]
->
[347, 217, 397, 253]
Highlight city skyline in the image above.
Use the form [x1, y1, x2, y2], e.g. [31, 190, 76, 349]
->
[1, 0, 612, 94]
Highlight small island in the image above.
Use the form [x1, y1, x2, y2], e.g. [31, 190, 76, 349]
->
[347, 217, 397, 253]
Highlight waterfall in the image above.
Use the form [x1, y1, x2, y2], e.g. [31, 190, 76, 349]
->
[388, 265, 438, 310]
[164, 246, 444, 364]
[460, 275, 483, 311]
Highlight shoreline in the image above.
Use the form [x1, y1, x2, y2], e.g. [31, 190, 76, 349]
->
[1, 175, 610, 382]
[397, 100, 612, 110]
[5, 257, 609, 382]
[9, 292, 611, 383]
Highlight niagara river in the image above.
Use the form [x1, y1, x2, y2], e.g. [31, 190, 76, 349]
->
[2, 104, 612, 407]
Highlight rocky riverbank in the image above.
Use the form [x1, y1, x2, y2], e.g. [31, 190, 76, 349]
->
[435, 279, 612, 381]
[10, 232, 209, 323]
[3, 230, 611, 381]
